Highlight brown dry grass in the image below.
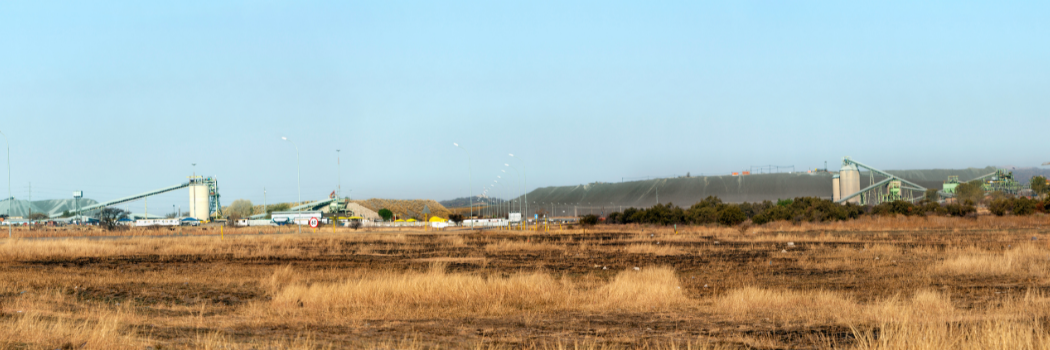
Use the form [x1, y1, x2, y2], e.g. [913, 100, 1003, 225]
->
[932, 244, 1050, 278]
[4, 217, 1050, 348]
[624, 243, 686, 255]
[256, 264, 684, 322]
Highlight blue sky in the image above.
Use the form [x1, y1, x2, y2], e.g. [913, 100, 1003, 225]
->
[1, 1, 1048, 212]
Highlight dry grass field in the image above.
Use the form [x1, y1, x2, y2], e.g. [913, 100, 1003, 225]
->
[2, 215, 1050, 349]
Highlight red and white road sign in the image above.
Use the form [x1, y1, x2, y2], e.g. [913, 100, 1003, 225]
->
[308, 217, 319, 228]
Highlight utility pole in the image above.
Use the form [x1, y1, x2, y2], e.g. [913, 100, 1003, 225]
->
[191, 163, 196, 220]
[337, 149, 341, 198]
[264, 187, 267, 218]
[1, 129, 10, 238]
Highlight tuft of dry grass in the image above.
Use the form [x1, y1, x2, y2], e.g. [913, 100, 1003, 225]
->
[852, 319, 1050, 350]
[591, 267, 688, 311]
[932, 244, 1050, 278]
[624, 244, 685, 256]
[713, 287, 859, 324]
[0, 310, 141, 350]
[261, 264, 572, 320]
[484, 239, 560, 252]
[256, 265, 685, 321]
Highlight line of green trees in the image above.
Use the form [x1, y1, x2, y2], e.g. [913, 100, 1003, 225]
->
[603, 192, 1050, 227]
[605, 196, 866, 227]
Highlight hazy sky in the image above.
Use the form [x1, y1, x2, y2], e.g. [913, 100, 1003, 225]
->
[1, 1, 1048, 212]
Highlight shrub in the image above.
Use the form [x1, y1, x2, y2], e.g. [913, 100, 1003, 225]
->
[956, 181, 985, 205]
[945, 203, 977, 217]
[266, 203, 291, 218]
[989, 198, 1011, 216]
[688, 206, 718, 225]
[448, 214, 464, 225]
[717, 206, 746, 226]
[228, 199, 254, 217]
[751, 212, 771, 225]
[1031, 176, 1048, 195]
[924, 189, 940, 202]
[579, 214, 599, 227]
[378, 209, 394, 221]
[1013, 197, 1037, 215]
[872, 201, 919, 216]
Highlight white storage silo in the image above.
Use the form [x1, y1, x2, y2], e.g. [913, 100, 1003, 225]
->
[839, 163, 861, 204]
[189, 183, 211, 220]
[832, 174, 841, 202]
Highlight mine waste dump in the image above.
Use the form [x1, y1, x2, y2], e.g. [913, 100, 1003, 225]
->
[0, 198, 100, 218]
[525, 167, 1004, 206]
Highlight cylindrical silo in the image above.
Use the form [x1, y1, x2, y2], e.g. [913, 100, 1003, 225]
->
[189, 184, 211, 220]
[839, 163, 861, 204]
[832, 174, 841, 202]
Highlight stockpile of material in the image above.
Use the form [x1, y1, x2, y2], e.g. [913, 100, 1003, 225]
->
[0, 198, 100, 218]
[352, 199, 452, 220]
[343, 203, 382, 221]
[521, 167, 1006, 207]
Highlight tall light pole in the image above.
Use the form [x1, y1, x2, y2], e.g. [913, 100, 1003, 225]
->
[505, 163, 524, 228]
[501, 170, 512, 218]
[482, 189, 489, 218]
[336, 149, 341, 198]
[282, 137, 302, 234]
[453, 143, 473, 229]
[0, 129, 9, 239]
[494, 178, 504, 219]
[509, 154, 527, 229]
[490, 183, 499, 218]
[190, 163, 197, 220]
[490, 181, 496, 219]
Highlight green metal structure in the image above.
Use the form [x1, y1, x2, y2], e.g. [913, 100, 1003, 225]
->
[941, 169, 1030, 199]
[881, 180, 902, 203]
[835, 157, 927, 205]
[979, 169, 1026, 194]
[942, 175, 960, 196]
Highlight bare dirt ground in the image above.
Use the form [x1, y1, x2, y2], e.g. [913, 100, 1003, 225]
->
[3, 217, 1050, 349]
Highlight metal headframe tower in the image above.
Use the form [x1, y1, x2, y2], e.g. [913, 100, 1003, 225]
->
[203, 177, 223, 219]
[835, 157, 928, 205]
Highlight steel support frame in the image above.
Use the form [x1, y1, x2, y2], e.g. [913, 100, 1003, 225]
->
[835, 158, 928, 205]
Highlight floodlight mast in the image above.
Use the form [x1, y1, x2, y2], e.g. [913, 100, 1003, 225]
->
[453, 143, 473, 229]
[509, 154, 527, 229]
[504, 164, 523, 228]
[0, 129, 9, 239]
[337, 149, 341, 198]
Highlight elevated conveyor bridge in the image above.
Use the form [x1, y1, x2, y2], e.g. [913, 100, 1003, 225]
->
[52, 177, 223, 220]
[835, 157, 928, 205]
